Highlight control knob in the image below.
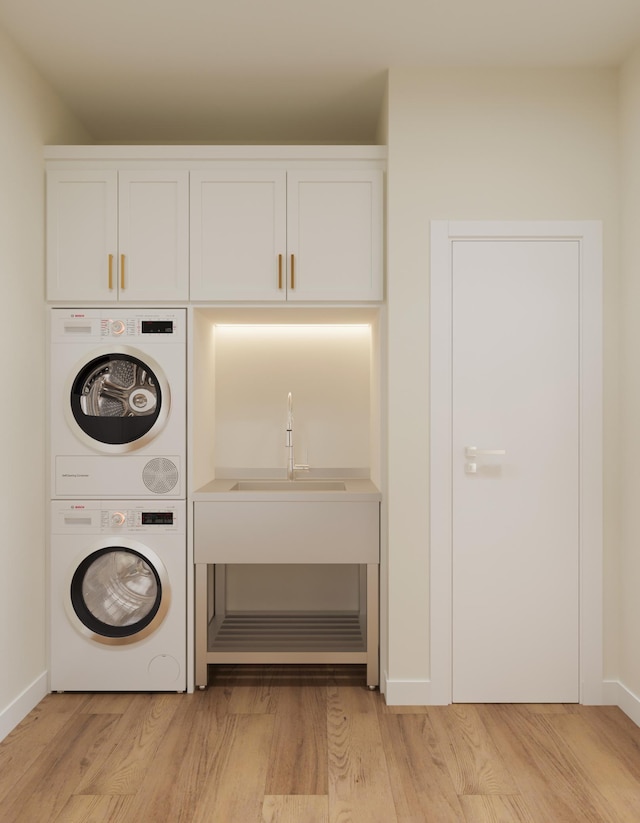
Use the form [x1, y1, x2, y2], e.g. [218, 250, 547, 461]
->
[111, 511, 127, 527]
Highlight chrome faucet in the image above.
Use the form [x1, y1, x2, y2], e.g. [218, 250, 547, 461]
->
[286, 392, 294, 480]
[286, 392, 309, 480]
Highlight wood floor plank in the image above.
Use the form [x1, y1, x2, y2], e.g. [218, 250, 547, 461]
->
[596, 785, 640, 823]
[40, 692, 94, 713]
[376, 698, 430, 716]
[122, 687, 233, 821]
[108, 693, 214, 822]
[429, 704, 519, 796]
[4, 669, 640, 822]
[226, 671, 280, 715]
[0, 705, 78, 804]
[262, 794, 329, 823]
[458, 794, 536, 822]
[540, 711, 640, 821]
[475, 704, 611, 822]
[549, 711, 640, 790]
[78, 693, 137, 715]
[594, 704, 640, 745]
[328, 681, 377, 716]
[327, 686, 397, 822]
[192, 713, 274, 823]
[521, 703, 576, 715]
[74, 693, 182, 795]
[52, 794, 135, 822]
[1, 713, 120, 823]
[377, 713, 464, 822]
[376, 704, 431, 715]
[265, 685, 328, 795]
[576, 705, 640, 781]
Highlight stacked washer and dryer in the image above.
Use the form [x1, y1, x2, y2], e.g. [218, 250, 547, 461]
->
[49, 309, 187, 692]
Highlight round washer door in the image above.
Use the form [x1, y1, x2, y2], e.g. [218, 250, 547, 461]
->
[69, 544, 171, 646]
[66, 346, 171, 454]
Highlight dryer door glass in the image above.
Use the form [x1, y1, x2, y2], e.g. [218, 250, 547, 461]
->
[71, 547, 164, 642]
[70, 353, 163, 445]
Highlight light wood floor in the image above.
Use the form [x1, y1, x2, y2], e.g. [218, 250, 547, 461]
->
[2, 665, 640, 822]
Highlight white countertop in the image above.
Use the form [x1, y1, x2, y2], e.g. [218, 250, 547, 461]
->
[192, 477, 381, 502]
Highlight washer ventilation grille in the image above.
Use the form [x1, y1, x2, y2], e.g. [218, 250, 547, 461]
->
[142, 458, 179, 494]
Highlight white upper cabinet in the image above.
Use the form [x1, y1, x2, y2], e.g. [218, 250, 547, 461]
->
[45, 148, 386, 304]
[46, 169, 189, 302]
[190, 170, 287, 301]
[190, 167, 383, 302]
[46, 170, 117, 302]
[286, 170, 383, 302]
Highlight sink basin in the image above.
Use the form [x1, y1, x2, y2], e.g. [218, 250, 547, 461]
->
[231, 480, 347, 491]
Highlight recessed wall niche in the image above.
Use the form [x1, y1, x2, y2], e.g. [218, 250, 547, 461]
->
[190, 307, 382, 492]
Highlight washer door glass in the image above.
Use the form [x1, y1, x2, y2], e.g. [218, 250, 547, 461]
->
[71, 547, 164, 643]
[70, 353, 162, 446]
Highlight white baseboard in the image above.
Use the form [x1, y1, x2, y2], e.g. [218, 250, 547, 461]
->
[603, 679, 640, 728]
[382, 675, 640, 721]
[0, 673, 48, 743]
[383, 672, 438, 705]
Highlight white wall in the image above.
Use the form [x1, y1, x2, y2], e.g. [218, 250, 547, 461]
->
[385, 67, 620, 699]
[213, 324, 372, 472]
[618, 46, 640, 705]
[0, 24, 90, 738]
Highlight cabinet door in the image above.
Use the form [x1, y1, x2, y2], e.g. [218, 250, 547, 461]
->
[46, 170, 118, 301]
[190, 170, 287, 301]
[286, 170, 383, 301]
[118, 171, 189, 301]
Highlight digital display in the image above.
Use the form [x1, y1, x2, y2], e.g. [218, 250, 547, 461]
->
[141, 512, 174, 525]
[141, 320, 174, 334]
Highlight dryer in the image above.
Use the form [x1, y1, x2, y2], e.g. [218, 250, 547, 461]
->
[49, 499, 186, 692]
[50, 309, 186, 498]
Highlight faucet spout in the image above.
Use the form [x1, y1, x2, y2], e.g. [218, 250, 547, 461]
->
[285, 392, 310, 480]
[284, 392, 309, 480]
[286, 392, 294, 480]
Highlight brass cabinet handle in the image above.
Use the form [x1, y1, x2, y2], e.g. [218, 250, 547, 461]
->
[108, 254, 114, 290]
[290, 254, 295, 290]
[278, 254, 283, 289]
[120, 254, 125, 290]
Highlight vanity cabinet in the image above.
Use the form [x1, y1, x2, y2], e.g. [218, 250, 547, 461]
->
[190, 168, 383, 302]
[193, 497, 380, 688]
[46, 169, 189, 302]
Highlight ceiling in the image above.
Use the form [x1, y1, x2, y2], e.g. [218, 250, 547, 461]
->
[2, 0, 640, 144]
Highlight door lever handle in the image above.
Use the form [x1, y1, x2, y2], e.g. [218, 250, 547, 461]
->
[465, 446, 506, 458]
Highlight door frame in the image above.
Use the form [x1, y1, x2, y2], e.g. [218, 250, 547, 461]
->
[430, 220, 603, 705]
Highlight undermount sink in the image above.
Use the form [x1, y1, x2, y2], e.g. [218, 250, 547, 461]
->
[231, 480, 347, 491]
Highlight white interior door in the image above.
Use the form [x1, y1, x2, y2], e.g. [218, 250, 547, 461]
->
[451, 239, 580, 703]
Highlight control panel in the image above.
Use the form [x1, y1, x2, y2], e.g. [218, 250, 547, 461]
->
[100, 317, 176, 338]
[51, 309, 185, 343]
[52, 501, 182, 534]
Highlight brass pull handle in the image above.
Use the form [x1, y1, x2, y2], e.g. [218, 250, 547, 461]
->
[278, 254, 283, 289]
[108, 254, 114, 290]
[120, 254, 125, 290]
[290, 254, 295, 290]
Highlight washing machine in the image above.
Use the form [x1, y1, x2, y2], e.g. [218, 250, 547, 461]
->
[50, 308, 186, 498]
[49, 499, 186, 692]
